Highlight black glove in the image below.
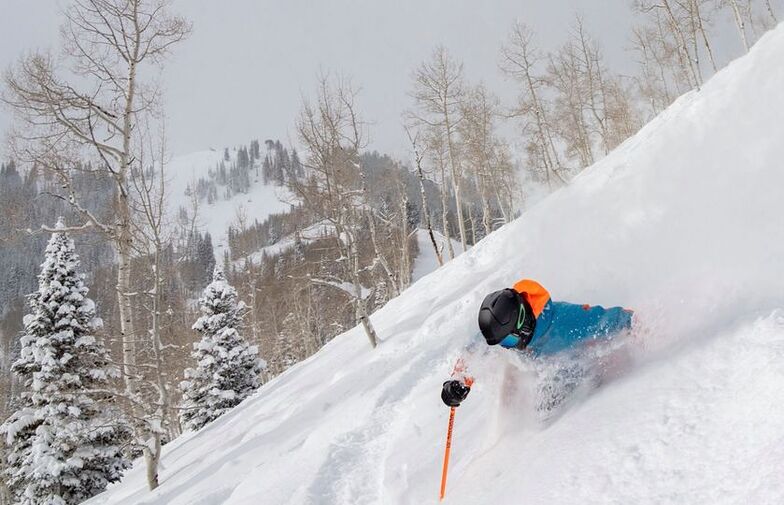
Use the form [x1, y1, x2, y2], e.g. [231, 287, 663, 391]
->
[441, 380, 470, 407]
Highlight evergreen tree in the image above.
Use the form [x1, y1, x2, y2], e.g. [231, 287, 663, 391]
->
[222, 250, 231, 275]
[218, 160, 227, 185]
[179, 268, 262, 431]
[0, 219, 130, 505]
[293, 231, 306, 263]
[0, 160, 22, 190]
[237, 146, 249, 170]
[197, 232, 216, 288]
[273, 141, 286, 184]
[262, 155, 272, 184]
[291, 148, 304, 179]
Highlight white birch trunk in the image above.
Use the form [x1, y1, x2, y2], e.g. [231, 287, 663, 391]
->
[728, 0, 751, 52]
[438, 154, 455, 260]
[662, 0, 702, 88]
[413, 150, 443, 266]
[765, 0, 778, 23]
[691, 0, 718, 73]
[443, 112, 468, 253]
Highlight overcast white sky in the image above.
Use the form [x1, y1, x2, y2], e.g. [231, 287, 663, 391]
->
[0, 1, 750, 159]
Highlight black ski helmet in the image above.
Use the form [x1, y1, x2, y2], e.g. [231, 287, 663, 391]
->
[478, 288, 536, 347]
[478, 288, 521, 345]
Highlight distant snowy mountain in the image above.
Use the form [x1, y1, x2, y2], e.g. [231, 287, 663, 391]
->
[88, 24, 784, 505]
[166, 149, 293, 256]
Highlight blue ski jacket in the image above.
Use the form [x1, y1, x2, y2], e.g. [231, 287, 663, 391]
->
[512, 279, 633, 357]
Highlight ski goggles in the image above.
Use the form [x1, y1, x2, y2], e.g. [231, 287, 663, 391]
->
[498, 299, 529, 349]
[499, 334, 521, 349]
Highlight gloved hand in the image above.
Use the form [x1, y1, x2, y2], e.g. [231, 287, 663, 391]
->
[441, 380, 470, 407]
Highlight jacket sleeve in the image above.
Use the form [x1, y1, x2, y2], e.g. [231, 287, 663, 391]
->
[580, 304, 634, 337]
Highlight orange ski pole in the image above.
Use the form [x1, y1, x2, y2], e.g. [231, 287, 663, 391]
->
[440, 358, 474, 501]
[439, 406, 457, 501]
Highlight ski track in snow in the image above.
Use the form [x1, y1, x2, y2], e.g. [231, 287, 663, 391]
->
[88, 25, 784, 505]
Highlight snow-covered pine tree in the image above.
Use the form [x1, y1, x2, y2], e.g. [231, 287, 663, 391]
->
[0, 218, 130, 505]
[180, 268, 263, 431]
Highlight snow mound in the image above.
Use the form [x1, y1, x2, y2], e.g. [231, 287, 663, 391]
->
[89, 25, 784, 505]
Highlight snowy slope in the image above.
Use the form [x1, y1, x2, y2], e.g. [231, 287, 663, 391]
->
[166, 149, 293, 255]
[231, 221, 335, 268]
[89, 25, 784, 505]
[411, 229, 465, 283]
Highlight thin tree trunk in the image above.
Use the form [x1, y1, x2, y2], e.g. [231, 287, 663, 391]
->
[413, 144, 443, 266]
[399, 190, 411, 290]
[577, 23, 610, 155]
[653, 13, 679, 98]
[694, 0, 718, 72]
[305, 287, 316, 357]
[744, 0, 760, 38]
[367, 211, 399, 296]
[443, 113, 467, 253]
[478, 174, 493, 237]
[145, 242, 164, 490]
[117, 234, 137, 398]
[662, 0, 702, 88]
[249, 281, 259, 345]
[466, 204, 476, 244]
[635, 33, 659, 113]
[523, 65, 565, 186]
[358, 308, 378, 348]
[728, 0, 751, 52]
[350, 236, 377, 347]
[438, 157, 455, 260]
[144, 435, 161, 490]
[332, 215, 379, 348]
[140, 121, 173, 491]
[491, 177, 510, 224]
[689, 7, 704, 85]
[359, 162, 399, 296]
[765, 0, 778, 23]
[119, 26, 140, 400]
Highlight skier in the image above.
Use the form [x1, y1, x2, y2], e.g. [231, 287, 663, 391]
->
[441, 279, 634, 407]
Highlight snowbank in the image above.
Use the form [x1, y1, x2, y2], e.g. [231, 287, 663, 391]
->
[89, 24, 784, 505]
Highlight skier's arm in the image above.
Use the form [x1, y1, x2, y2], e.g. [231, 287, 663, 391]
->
[577, 304, 634, 340]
